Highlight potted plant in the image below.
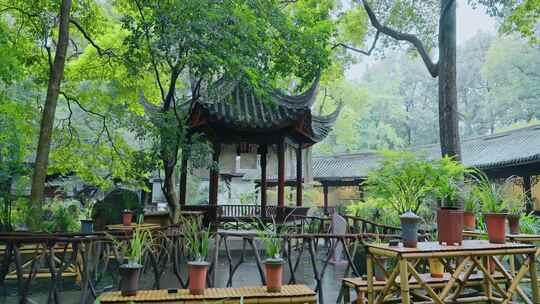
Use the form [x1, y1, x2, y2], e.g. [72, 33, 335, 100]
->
[109, 216, 151, 296]
[122, 209, 133, 226]
[256, 221, 284, 292]
[462, 188, 477, 231]
[433, 157, 470, 246]
[502, 178, 527, 234]
[436, 182, 464, 246]
[400, 211, 421, 248]
[80, 201, 95, 233]
[182, 216, 211, 295]
[474, 173, 507, 243]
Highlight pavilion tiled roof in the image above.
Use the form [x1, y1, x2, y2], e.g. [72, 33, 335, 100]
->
[312, 152, 383, 181]
[312, 124, 540, 180]
[194, 76, 340, 143]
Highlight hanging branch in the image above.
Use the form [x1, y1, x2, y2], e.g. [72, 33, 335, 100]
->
[69, 18, 113, 57]
[333, 30, 380, 56]
[59, 91, 124, 159]
[134, 0, 166, 104]
[359, 0, 439, 78]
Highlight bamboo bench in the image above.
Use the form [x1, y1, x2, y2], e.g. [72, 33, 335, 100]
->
[340, 272, 506, 303]
[99, 284, 316, 303]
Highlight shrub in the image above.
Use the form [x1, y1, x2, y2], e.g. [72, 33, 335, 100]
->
[364, 151, 435, 215]
[11, 197, 80, 232]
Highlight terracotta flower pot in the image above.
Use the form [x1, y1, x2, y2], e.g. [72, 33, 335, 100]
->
[463, 212, 476, 231]
[508, 214, 520, 235]
[119, 264, 142, 296]
[188, 261, 209, 295]
[400, 211, 421, 248]
[428, 258, 444, 278]
[485, 213, 507, 244]
[122, 211, 133, 226]
[80, 219, 93, 233]
[437, 208, 464, 246]
[264, 258, 284, 292]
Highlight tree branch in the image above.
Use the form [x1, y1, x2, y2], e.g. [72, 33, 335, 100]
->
[512, 62, 540, 79]
[134, 0, 166, 103]
[360, 0, 439, 78]
[333, 30, 380, 56]
[69, 18, 112, 57]
[163, 65, 182, 111]
[59, 91, 125, 159]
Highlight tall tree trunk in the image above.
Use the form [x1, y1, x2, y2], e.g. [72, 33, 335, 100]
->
[438, 0, 461, 160]
[162, 154, 180, 223]
[159, 121, 180, 223]
[28, 0, 72, 228]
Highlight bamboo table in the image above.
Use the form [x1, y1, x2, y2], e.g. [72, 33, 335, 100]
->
[105, 223, 160, 231]
[463, 230, 540, 275]
[98, 284, 316, 303]
[366, 240, 538, 304]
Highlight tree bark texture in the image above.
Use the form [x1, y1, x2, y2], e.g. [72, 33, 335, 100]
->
[29, 0, 72, 216]
[162, 145, 180, 223]
[438, 0, 461, 160]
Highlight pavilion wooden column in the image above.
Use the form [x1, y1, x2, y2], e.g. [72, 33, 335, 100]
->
[179, 152, 188, 208]
[260, 145, 267, 218]
[277, 140, 285, 208]
[296, 145, 302, 207]
[323, 184, 329, 214]
[209, 142, 221, 206]
[523, 175, 533, 212]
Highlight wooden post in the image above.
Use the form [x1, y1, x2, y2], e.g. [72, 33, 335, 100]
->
[399, 259, 410, 304]
[323, 184, 329, 214]
[209, 142, 221, 206]
[260, 145, 267, 218]
[366, 254, 374, 304]
[523, 175, 533, 212]
[277, 140, 285, 208]
[296, 145, 302, 207]
[529, 252, 540, 303]
[179, 152, 188, 208]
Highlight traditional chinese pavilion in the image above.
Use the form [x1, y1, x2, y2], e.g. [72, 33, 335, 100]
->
[179, 76, 340, 219]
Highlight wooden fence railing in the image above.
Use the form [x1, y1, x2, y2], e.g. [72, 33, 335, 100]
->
[341, 214, 402, 235]
[0, 225, 407, 304]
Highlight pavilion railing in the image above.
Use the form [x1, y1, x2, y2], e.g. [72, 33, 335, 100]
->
[218, 204, 261, 218]
[217, 204, 311, 221]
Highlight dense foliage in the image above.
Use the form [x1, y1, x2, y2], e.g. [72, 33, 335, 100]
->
[316, 32, 540, 154]
[0, 0, 539, 231]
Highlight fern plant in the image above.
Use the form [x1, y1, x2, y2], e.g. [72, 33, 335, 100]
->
[462, 185, 479, 213]
[472, 171, 506, 214]
[520, 213, 540, 234]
